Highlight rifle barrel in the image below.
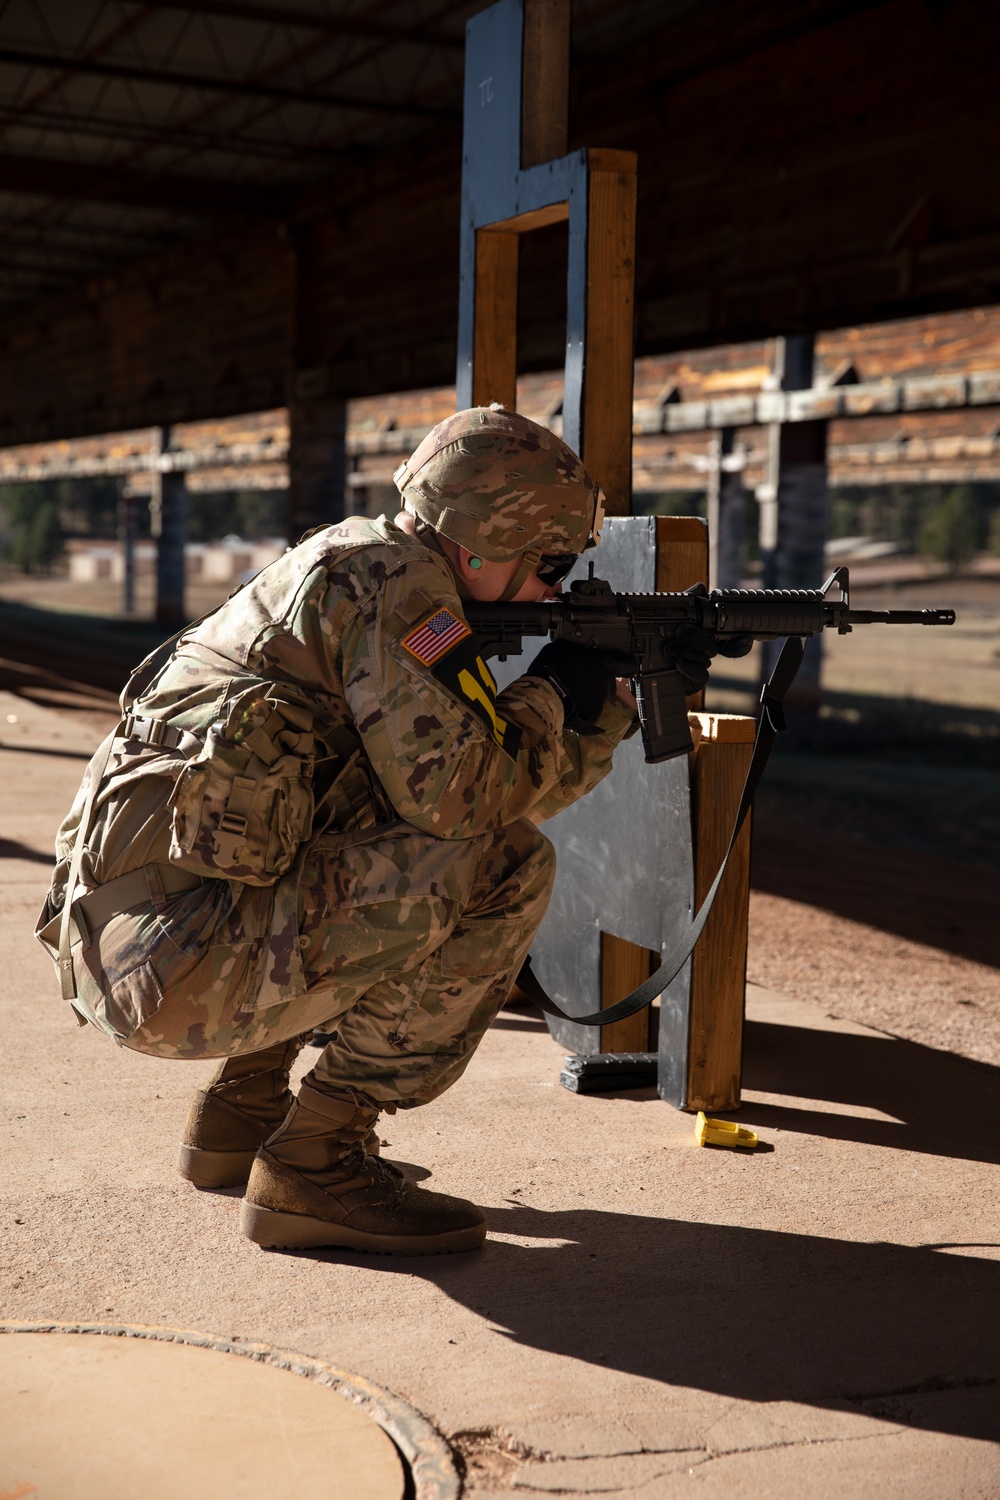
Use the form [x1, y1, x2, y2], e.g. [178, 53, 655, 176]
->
[845, 608, 956, 626]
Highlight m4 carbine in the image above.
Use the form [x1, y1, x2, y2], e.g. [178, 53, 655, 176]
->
[466, 566, 956, 764]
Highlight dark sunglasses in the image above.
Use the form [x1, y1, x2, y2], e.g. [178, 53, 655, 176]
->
[535, 552, 578, 585]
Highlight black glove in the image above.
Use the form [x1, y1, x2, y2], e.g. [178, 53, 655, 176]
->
[716, 634, 754, 659]
[665, 582, 755, 691]
[665, 624, 755, 691]
[525, 642, 617, 733]
[665, 624, 717, 694]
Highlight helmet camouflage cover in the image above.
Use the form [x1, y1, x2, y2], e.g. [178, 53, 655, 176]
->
[393, 404, 604, 562]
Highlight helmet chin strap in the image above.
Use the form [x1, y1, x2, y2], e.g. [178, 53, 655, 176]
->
[498, 546, 542, 601]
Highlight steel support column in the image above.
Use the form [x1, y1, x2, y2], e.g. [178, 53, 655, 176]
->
[287, 222, 347, 542]
[149, 427, 187, 627]
[117, 485, 137, 617]
[758, 334, 829, 708]
[706, 428, 746, 589]
[287, 384, 347, 541]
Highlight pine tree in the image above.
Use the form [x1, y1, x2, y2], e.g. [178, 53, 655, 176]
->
[918, 486, 980, 570]
[0, 484, 65, 573]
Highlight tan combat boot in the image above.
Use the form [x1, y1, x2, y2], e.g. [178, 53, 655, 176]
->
[240, 1080, 486, 1256]
[179, 1040, 384, 1188]
[178, 1035, 309, 1187]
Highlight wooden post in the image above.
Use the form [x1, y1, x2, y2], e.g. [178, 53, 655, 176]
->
[656, 514, 708, 712]
[582, 150, 637, 516]
[706, 433, 723, 591]
[652, 517, 755, 1108]
[655, 514, 709, 592]
[600, 934, 655, 1053]
[471, 230, 519, 409]
[717, 453, 748, 590]
[520, 0, 569, 166]
[587, 516, 755, 1104]
[686, 713, 755, 1110]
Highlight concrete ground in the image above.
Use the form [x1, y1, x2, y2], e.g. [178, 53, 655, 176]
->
[3, 685, 1000, 1498]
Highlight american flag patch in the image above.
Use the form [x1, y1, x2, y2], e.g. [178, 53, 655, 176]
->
[401, 608, 472, 665]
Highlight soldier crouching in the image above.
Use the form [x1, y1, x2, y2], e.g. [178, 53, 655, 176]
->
[37, 405, 639, 1256]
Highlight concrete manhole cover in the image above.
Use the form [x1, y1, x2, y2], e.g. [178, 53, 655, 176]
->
[0, 1323, 459, 1500]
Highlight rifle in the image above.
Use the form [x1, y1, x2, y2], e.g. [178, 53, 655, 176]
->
[467, 566, 955, 763]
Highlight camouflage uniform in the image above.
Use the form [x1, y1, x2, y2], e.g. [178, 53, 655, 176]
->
[40, 513, 634, 1111]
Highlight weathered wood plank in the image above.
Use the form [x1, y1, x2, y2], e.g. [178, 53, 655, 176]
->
[600, 933, 654, 1054]
[686, 712, 755, 1112]
[582, 152, 637, 516]
[521, 0, 570, 168]
[473, 230, 519, 410]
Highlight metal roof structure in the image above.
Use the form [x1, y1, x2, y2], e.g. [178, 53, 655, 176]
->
[0, 0, 680, 313]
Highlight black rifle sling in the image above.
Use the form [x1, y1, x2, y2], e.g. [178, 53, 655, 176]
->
[515, 635, 806, 1028]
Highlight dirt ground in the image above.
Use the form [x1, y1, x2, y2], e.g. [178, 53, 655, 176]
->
[749, 821, 1000, 1065]
[0, 563, 242, 624]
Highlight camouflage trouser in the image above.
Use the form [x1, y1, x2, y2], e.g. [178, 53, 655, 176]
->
[123, 817, 555, 1110]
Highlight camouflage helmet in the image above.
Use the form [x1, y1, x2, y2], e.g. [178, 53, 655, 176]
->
[393, 405, 604, 569]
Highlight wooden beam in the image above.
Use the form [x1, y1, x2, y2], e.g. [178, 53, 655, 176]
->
[6, 3, 1000, 442]
[151, 0, 465, 48]
[0, 46, 457, 119]
[582, 150, 637, 515]
[472, 231, 520, 410]
[488, 203, 569, 234]
[521, 0, 570, 168]
[0, 152, 288, 218]
[4, 0, 1000, 434]
[685, 712, 755, 1111]
[600, 934, 655, 1054]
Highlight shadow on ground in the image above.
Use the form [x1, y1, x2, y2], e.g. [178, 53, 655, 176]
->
[740, 1016, 1000, 1166]
[0, 741, 94, 762]
[0, 601, 166, 697]
[751, 816, 1000, 970]
[278, 1017, 1000, 1444]
[0, 837, 54, 864]
[709, 674, 1000, 767]
[711, 666, 1000, 872]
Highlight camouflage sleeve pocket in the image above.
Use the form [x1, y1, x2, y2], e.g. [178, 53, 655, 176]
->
[167, 689, 316, 887]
